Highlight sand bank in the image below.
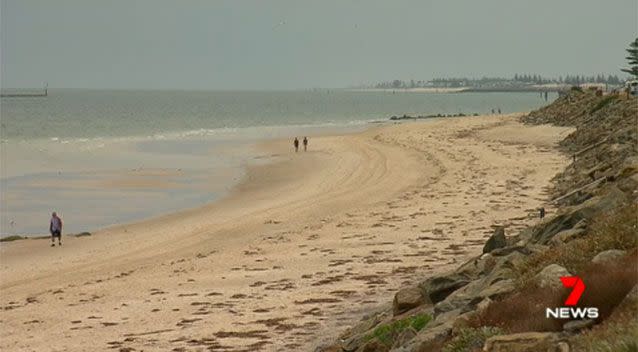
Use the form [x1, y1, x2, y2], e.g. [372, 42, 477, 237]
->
[0, 114, 572, 351]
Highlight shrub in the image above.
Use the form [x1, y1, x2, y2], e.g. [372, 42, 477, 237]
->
[366, 313, 432, 347]
[467, 283, 564, 333]
[576, 250, 638, 321]
[442, 326, 503, 352]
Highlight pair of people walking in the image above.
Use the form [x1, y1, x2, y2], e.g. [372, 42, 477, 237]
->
[293, 137, 308, 152]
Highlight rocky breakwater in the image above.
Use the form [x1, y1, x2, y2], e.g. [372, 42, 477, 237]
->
[317, 90, 637, 352]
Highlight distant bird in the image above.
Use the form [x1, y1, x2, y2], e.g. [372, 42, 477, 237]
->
[272, 20, 286, 30]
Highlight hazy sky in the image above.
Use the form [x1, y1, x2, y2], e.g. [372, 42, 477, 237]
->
[2, 0, 637, 90]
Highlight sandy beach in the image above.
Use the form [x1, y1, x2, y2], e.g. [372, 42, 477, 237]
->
[0, 114, 573, 351]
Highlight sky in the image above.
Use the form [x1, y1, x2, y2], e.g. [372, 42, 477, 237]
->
[1, 0, 637, 90]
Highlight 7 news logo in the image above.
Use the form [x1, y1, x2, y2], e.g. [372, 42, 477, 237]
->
[545, 276, 599, 319]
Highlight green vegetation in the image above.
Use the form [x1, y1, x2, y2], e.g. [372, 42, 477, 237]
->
[0, 235, 25, 242]
[621, 37, 638, 78]
[590, 95, 618, 114]
[365, 313, 432, 346]
[442, 326, 503, 352]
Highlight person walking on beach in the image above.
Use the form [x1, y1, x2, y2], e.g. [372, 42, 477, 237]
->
[50, 212, 63, 247]
[303, 137, 308, 151]
[293, 137, 299, 152]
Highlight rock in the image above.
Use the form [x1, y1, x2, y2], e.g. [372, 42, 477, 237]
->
[315, 344, 342, 352]
[450, 311, 475, 335]
[418, 273, 471, 304]
[431, 308, 462, 327]
[398, 321, 453, 351]
[74, 232, 92, 237]
[609, 284, 638, 321]
[530, 188, 627, 244]
[390, 327, 417, 349]
[340, 311, 389, 351]
[573, 219, 587, 229]
[591, 249, 626, 264]
[483, 226, 507, 254]
[490, 245, 532, 257]
[535, 264, 572, 289]
[549, 228, 586, 246]
[479, 279, 515, 299]
[483, 332, 561, 352]
[556, 341, 571, 352]
[434, 251, 522, 315]
[393, 287, 427, 316]
[563, 319, 595, 332]
[476, 297, 492, 313]
[455, 254, 492, 279]
[357, 338, 388, 352]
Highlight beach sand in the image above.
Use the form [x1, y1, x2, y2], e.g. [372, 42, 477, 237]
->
[0, 114, 573, 351]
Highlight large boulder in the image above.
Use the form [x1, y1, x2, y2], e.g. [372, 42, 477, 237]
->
[591, 249, 626, 264]
[483, 332, 563, 352]
[393, 286, 428, 316]
[549, 228, 586, 247]
[390, 327, 417, 350]
[483, 226, 507, 254]
[563, 319, 595, 333]
[535, 264, 572, 289]
[434, 252, 522, 315]
[393, 320, 453, 352]
[418, 273, 472, 304]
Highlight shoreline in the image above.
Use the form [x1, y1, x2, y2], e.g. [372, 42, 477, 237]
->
[0, 114, 573, 351]
[0, 122, 372, 236]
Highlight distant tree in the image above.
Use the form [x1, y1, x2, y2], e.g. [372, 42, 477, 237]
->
[621, 38, 638, 78]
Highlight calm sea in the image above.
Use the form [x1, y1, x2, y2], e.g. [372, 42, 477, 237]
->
[1, 89, 555, 141]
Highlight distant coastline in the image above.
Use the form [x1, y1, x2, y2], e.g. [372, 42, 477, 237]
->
[346, 85, 592, 93]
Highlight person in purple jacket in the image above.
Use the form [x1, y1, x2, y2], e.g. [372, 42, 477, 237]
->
[50, 212, 63, 247]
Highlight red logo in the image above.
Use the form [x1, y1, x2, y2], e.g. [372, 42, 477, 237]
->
[546, 276, 596, 319]
[560, 276, 585, 306]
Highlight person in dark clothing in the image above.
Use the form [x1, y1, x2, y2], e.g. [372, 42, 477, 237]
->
[293, 137, 299, 152]
[303, 137, 308, 151]
[50, 212, 63, 247]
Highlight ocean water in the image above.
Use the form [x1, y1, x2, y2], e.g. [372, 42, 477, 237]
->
[0, 90, 555, 236]
[0, 89, 555, 141]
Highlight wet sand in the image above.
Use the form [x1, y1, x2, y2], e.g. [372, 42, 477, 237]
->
[0, 114, 573, 351]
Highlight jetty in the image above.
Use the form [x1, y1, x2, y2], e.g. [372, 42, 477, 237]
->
[1, 83, 48, 97]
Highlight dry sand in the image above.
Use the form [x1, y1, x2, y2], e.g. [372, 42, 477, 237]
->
[0, 114, 573, 351]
